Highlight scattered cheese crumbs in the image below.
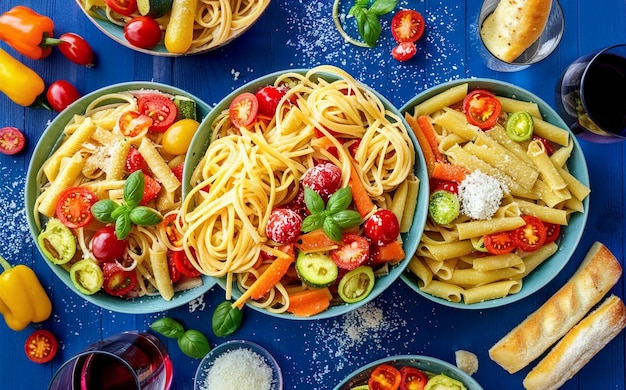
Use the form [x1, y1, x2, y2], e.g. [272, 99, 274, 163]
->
[455, 349, 479, 375]
[458, 170, 505, 220]
[201, 347, 273, 390]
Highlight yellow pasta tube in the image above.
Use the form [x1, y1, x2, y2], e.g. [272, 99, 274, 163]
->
[462, 280, 523, 304]
[527, 140, 567, 192]
[148, 247, 175, 301]
[37, 153, 86, 217]
[138, 138, 181, 193]
[473, 253, 525, 273]
[433, 108, 480, 141]
[408, 256, 433, 288]
[412, 83, 468, 117]
[456, 216, 525, 240]
[43, 118, 96, 181]
[420, 280, 464, 303]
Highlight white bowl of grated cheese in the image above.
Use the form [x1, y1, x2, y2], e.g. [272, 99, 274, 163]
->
[194, 340, 283, 390]
[399, 78, 590, 309]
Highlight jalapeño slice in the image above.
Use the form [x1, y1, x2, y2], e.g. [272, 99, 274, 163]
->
[505, 111, 534, 141]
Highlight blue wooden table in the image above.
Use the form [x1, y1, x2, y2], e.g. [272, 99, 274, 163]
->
[1, 0, 624, 389]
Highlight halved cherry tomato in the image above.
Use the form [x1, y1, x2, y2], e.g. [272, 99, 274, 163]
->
[391, 42, 417, 62]
[102, 262, 138, 297]
[57, 33, 95, 67]
[391, 9, 425, 43]
[24, 330, 58, 364]
[91, 225, 128, 262]
[484, 231, 515, 255]
[119, 111, 153, 137]
[330, 233, 370, 270]
[0, 126, 25, 155]
[104, 0, 137, 16]
[369, 364, 402, 390]
[140, 173, 162, 205]
[124, 16, 162, 49]
[463, 89, 501, 130]
[161, 213, 183, 247]
[55, 187, 98, 228]
[46, 80, 81, 112]
[166, 250, 181, 283]
[125, 145, 150, 173]
[399, 366, 428, 390]
[255, 85, 287, 117]
[229, 92, 259, 128]
[171, 249, 201, 277]
[513, 215, 547, 252]
[544, 222, 561, 244]
[137, 94, 178, 132]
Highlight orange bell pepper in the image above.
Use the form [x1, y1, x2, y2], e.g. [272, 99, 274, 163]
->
[0, 6, 55, 60]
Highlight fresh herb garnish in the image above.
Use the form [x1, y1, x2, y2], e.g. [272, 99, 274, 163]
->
[333, 0, 398, 47]
[301, 186, 362, 242]
[150, 317, 211, 359]
[212, 300, 243, 337]
[91, 171, 162, 239]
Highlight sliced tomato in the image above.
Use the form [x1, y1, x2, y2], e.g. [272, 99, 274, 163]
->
[0, 126, 26, 155]
[463, 89, 502, 130]
[55, 187, 98, 228]
[161, 213, 183, 247]
[104, 0, 137, 16]
[391, 9, 425, 43]
[513, 215, 547, 252]
[171, 249, 201, 277]
[399, 366, 428, 390]
[430, 178, 458, 194]
[544, 222, 561, 244]
[24, 329, 58, 364]
[118, 111, 153, 137]
[229, 92, 259, 128]
[102, 262, 138, 297]
[140, 173, 162, 205]
[330, 233, 370, 270]
[484, 231, 515, 255]
[369, 364, 402, 390]
[166, 250, 181, 283]
[171, 164, 184, 182]
[137, 94, 178, 133]
[125, 145, 149, 173]
[391, 42, 417, 62]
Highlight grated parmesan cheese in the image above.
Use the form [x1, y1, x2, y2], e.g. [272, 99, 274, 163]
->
[200, 347, 274, 390]
[457, 170, 504, 220]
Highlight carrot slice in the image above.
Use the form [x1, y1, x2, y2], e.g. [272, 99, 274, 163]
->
[405, 113, 435, 176]
[348, 158, 376, 218]
[232, 244, 296, 308]
[416, 115, 445, 162]
[432, 161, 468, 183]
[295, 229, 341, 253]
[372, 240, 406, 263]
[286, 287, 333, 317]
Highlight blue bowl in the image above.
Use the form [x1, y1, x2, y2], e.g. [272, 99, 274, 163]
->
[25, 82, 216, 314]
[183, 68, 430, 319]
[399, 78, 590, 309]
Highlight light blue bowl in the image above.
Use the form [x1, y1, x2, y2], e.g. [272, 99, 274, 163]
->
[183, 68, 430, 320]
[334, 354, 484, 390]
[194, 340, 283, 390]
[25, 82, 216, 314]
[399, 78, 590, 309]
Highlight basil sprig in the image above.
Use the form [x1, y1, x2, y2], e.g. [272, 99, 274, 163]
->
[301, 186, 362, 242]
[150, 317, 211, 359]
[212, 300, 243, 337]
[91, 171, 162, 239]
[349, 0, 398, 47]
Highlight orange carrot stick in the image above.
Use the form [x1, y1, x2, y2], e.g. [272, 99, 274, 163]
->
[286, 287, 333, 317]
[348, 158, 376, 218]
[371, 240, 406, 263]
[416, 115, 445, 163]
[295, 229, 341, 253]
[432, 161, 468, 183]
[405, 113, 435, 176]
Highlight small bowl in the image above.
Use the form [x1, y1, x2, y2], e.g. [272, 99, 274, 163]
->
[399, 78, 590, 309]
[194, 340, 283, 390]
[25, 82, 215, 314]
[74, 0, 271, 56]
[334, 355, 483, 390]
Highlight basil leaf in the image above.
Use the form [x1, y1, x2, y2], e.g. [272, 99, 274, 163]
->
[354, 0, 369, 8]
[111, 203, 131, 220]
[369, 0, 398, 15]
[330, 209, 362, 228]
[211, 301, 243, 337]
[362, 12, 382, 47]
[123, 171, 145, 207]
[304, 187, 325, 214]
[130, 206, 163, 226]
[178, 329, 211, 359]
[323, 217, 343, 242]
[150, 317, 185, 339]
[326, 187, 352, 215]
[91, 199, 119, 223]
[301, 213, 325, 233]
[351, 7, 368, 43]
[115, 212, 132, 239]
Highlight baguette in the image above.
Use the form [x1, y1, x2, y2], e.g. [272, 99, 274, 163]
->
[480, 0, 552, 63]
[523, 295, 626, 390]
[488, 241, 623, 373]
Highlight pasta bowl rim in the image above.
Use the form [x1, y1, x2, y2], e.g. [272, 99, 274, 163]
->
[24, 81, 216, 314]
[74, 0, 272, 57]
[333, 354, 484, 390]
[182, 67, 430, 320]
[398, 77, 590, 310]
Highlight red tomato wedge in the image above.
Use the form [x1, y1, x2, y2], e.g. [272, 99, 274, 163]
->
[391, 9, 425, 43]
[137, 94, 178, 132]
[369, 364, 402, 390]
[544, 222, 561, 244]
[140, 173, 162, 205]
[104, 0, 137, 16]
[463, 89, 502, 130]
[24, 330, 58, 364]
[172, 249, 201, 277]
[391, 42, 417, 62]
[513, 215, 547, 252]
[0, 126, 25, 155]
[102, 262, 138, 297]
[55, 187, 98, 228]
[229, 92, 259, 128]
[118, 111, 153, 137]
[399, 366, 428, 390]
[330, 233, 370, 270]
[484, 231, 515, 255]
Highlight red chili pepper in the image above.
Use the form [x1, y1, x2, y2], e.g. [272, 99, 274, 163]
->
[0, 6, 55, 60]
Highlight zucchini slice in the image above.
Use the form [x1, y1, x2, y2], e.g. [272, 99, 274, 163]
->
[295, 251, 338, 288]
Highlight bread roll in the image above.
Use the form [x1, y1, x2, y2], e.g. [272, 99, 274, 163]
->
[488, 241, 623, 373]
[480, 0, 552, 63]
[523, 295, 626, 390]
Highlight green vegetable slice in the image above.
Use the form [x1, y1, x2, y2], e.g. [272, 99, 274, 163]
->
[69, 259, 103, 295]
[428, 190, 460, 225]
[174, 95, 197, 120]
[295, 251, 339, 288]
[37, 218, 76, 265]
[137, 0, 173, 18]
[337, 266, 375, 303]
[505, 111, 534, 142]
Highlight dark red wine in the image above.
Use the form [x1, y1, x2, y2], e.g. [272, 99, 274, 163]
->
[80, 354, 139, 389]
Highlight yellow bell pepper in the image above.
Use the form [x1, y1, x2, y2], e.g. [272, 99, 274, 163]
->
[0, 46, 45, 106]
[0, 255, 52, 331]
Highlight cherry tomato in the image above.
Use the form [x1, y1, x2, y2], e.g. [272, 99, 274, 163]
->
[124, 16, 162, 49]
[125, 145, 150, 173]
[391, 9, 425, 43]
[255, 85, 287, 117]
[55, 186, 99, 228]
[102, 262, 138, 297]
[140, 173, 162, 205]
[171, 164, 184, 182]
[513, 215, 547, 252]
[484, 231, 515, 255]
[229, 92, 259, 128]
[364, 209, 400, 246]
[0, 126, 25, 155]
[544, 222, 561, 244]
[46, 80, 81, 112]
[301, 162, 342, 202]
[162, 118, 200, 155]
[24, 330, 58, 364]
[368, 364, 402, 390]
[161, 213, 184, 247]
[119, 111, 153, 137]
[463, 89, 502, 130]
[265, 208, 303, 244]
[430, 178, 458, 194]
[330, 233, 370, 270]
[137, 94, 178, 132]
[166, 250, 181, 283]
[391, 42, 417, 62]
[104, 0, 137, 16]
[399, 366, 428, 390]
[172, 249, 202, 277]
[91, 225, 128, 262]
[57, 33, 95, 66]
